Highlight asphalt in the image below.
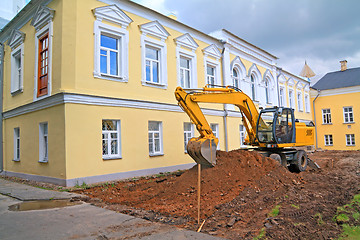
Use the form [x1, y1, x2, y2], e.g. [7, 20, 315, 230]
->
[0, 178, 225, 240]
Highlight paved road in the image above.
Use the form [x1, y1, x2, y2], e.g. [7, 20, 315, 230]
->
[0, 179, 225, 240]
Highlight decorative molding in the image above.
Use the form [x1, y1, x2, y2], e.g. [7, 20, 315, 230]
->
[287, 77, 295, 87]
[30, 5, 55, 31]
[278, 73, 287, 84]
[174, 33, 199, 52]
[92, 4, 133, 28]
[296, 81, 304, 89]
[304, 83, 310, 91]
[139, 20, 170, 41]
[248, 63, 261, 83]
[230, 56, 246, 79]
[8, 29, 25, 49]
[202, 44, 221, 60]
[263, 69, 275, 88]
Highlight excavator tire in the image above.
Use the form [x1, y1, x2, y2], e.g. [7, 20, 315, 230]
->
[288, 150, 308, 173]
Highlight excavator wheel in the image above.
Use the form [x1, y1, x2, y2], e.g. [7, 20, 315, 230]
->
[288, 150, 308, 173]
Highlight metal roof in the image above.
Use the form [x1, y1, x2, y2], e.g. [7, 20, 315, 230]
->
[312, 67, 360, 90]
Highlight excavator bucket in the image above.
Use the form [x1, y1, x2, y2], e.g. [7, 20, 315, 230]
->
[187, 138, 217, 167]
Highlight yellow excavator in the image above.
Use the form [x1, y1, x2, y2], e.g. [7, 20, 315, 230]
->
[175, 85, 319, 172]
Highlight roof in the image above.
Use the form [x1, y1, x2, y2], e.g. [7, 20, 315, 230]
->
[312, 67, 360, 90]
[299, 61, 315, 78]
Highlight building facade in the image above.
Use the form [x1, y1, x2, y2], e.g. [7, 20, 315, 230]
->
[311, 61, 359, 150]
[0, 0, 312, 186]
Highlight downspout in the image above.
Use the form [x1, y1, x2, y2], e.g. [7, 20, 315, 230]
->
[0, 43, 4, 173]
[312, 89, 320, 149]
[276, 67, 282, 107]
[220, 40, 229, 151]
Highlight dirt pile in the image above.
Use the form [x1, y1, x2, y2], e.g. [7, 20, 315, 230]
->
[78, 150, 300, 219]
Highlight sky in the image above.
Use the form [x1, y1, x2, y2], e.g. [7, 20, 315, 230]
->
[133, 0, 360, 84]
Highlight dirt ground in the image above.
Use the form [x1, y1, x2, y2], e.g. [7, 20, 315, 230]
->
[73, 150, 360, 239]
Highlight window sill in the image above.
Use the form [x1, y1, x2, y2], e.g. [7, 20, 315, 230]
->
[141, 81, 167, 89]
[103, 156, 122, 160]
[346, 145, 356, 147]
[324, 145, 333, 147]
[38, 159, 48, 163]
[94, 73, 128, 82]
[11, 88, 23, 96]
[12, 159, 20, 162]
[149, 153, 164, 157]
[344, 122, 355, 124]
[322, 123, 332, 125]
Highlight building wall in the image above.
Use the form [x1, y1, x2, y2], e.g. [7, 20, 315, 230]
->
[311, 88, 360, 150]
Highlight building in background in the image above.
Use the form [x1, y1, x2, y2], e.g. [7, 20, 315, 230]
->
[0, 0, 312, 186]
[311, 60, 360, 150]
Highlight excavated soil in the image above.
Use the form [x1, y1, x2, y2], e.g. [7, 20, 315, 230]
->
[75, 150, 360, 239]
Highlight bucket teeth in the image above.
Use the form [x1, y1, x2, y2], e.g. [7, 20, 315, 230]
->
[187, 138, 217, 167]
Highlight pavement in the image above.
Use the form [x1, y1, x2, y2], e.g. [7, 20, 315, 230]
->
[0, 178, 225, 240]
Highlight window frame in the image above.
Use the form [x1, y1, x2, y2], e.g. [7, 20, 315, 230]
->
[177, 48, 197, 89]
[102, 120, 121, 160]
[39, 122, 48, 163]
[324, 134, 333, 146]
[251, 74, 256, 101]
[265, 78, 271, 104]
[13, 127, 20, 161]
[297, 91, 303, 112]
[279, 86, 285, 107]
[141, 36, 167, 88]
[239, 124, 246, 147]
[304, 94, 310, 113]
[343, 107, 354, 123]
[210, 123, 220, 150]
[288, 89, 294, 109]
[346, 134, 355, 146]
[148, 121, 163, 156]
[93, 21, 129, 82]
[10, 43, 24, 95]
[204, 57, 220, 88]
[232, 67, 241, 89]
[34, 22, 52, 100]
[183, 122, 194, 153]
[322, 108, 332, 124]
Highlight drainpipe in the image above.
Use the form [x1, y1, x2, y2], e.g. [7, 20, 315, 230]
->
[220, 40, 230, 151]
[0, 43, 4, 173]
[276, 67, 282, 107]
[312, 89, 321, 149]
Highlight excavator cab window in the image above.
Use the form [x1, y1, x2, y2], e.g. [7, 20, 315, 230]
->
[256, 110, 276, 143]
[274, 108, 295, 144]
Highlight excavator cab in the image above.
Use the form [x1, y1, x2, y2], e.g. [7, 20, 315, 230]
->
[257, 107, 296, 145]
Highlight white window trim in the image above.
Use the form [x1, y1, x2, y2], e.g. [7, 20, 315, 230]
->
[102, 120, 122, 160]
[34, 21, 53, 101]
[148, 121, 163, 156]
[346, 134, 355, 146]
[39, 122, 48, 163]
[288, 89, 294, 109]
[231, 67, 241, 89]
[297, 91, 303, 112]
[210, 123, 220, 150]
[204, 57, 220, 87]
[141, 35, 168, 89]
[304, 94, 310, 113]
[176, 47, 197, 89]
[279, 86, 285, 107]
[183, 122, 194, 153]
[324, 134, 333, 146]
[265, 78, 271, 104]
[322, 108, 332, 124]
[343, 106, 354, 123]
[239, 124, 246, 147]
[10, 43, 24, 95]
[93, 20, 129, 82]
[13, 127, 20, 161]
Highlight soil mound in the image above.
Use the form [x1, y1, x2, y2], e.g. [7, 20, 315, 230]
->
[79, 149, 299, 219]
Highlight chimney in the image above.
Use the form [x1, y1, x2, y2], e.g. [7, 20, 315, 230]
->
[340, 60, 347, 71]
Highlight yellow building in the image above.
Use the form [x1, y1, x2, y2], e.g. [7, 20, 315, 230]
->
[311, 61, 360, 150]
[0, 0, 313, 186]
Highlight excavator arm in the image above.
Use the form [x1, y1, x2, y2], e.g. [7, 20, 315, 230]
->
[175, 86, 265, 166]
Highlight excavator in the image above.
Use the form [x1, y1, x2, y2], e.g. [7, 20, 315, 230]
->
[175, 85, 319, 172]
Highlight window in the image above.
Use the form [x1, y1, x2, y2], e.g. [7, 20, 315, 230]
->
[13, 128, 20, 161]
[346, 134, 355, 146]
[183, 122, 194, 152]
[210, 123, 220, 150]
[232, 68, 240, 88]
[148, 121, 163, 156]
[145, 46, 160, 84]
[251, 75, 256, 100]
[288, 89, 294, 109]
[343, 107, 354, 123]
[304, 94, 310, 113]
[279, 87, 285, 107]
[297, 91, 303, 111]
[37, 33, 49, 97]
[39, 123, 48, 162]
[93, 20, 130, 81]
[11, 45, 23, 94]
[100, 35, 120, 76]
[206, 65, 216, 87]
[239, 125, 246, 147]
[179, 57, 191, 88]
[324, 135, 333, 146]
[322, 109, 332, 124]
[102, 120, 121, 159]
[265, 79, 270, 104]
